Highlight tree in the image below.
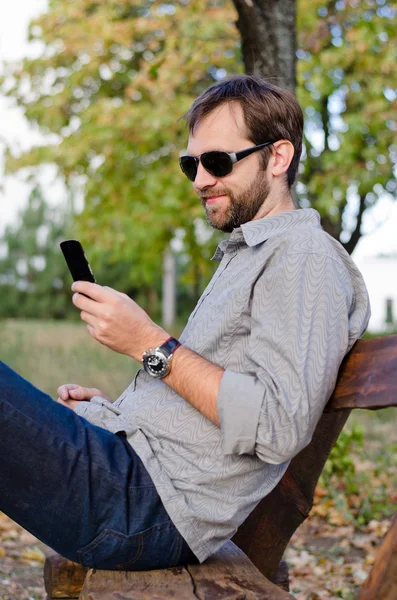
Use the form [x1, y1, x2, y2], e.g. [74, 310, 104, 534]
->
[296, 0, 397, 252]
[2, 0, 239, 310]
[232, 0, 297, 92]
[1, 0, 396, 304]
[0, 185, 77, 319]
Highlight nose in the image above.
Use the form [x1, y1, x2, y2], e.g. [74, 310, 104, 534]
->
[193, 160, 218, 191]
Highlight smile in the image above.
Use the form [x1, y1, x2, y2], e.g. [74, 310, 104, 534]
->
[205, 195, 228, 205]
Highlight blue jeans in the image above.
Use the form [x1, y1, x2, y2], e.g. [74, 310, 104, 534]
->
[0, 361, 197, 570]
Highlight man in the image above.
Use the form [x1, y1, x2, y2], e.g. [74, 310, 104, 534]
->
[0, 75, 370, 570]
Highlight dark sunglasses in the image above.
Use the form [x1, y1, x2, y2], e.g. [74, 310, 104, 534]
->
[179, 141, 274, 182]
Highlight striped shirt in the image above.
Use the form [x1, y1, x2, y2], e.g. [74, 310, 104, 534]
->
[74, 208, 371, 562]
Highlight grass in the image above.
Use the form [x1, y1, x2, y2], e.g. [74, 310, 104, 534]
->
[1, 318, 395, 437]
[0, 319, 139, 401]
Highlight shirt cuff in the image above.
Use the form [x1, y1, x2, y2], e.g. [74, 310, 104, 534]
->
[216, 370, 264, 456]
[73, 400, 94, 420]
[73, 396, 120, 420]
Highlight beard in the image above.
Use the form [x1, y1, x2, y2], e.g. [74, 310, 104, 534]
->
[200, 171, 271, 233]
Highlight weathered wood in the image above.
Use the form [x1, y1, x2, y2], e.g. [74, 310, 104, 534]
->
[232, 408, 351, 579]
[187, 542, 295, 599]
[356, 513, 397, 600]
[327, 335, 397, 411]
[233, 335, 397, 579]
[44, 553, 87, 599]
[79, 565, 196, 600]
[78, 541, 295, 600]
[272, 559, 290, 592]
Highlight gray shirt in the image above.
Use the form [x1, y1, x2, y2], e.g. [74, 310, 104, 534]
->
[74, 208, 371, 562]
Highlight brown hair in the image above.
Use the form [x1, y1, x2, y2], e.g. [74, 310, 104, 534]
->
[183, 75, 303, 189]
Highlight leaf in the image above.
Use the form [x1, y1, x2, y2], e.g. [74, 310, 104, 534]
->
[20, 547, 46, 563]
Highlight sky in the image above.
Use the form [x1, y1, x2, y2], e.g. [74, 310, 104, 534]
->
[0, 0, 396, 264]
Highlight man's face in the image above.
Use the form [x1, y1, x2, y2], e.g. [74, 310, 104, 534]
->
[186, 103, 271, 233]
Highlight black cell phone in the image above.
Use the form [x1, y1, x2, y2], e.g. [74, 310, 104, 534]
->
[60, 240, 96, 283]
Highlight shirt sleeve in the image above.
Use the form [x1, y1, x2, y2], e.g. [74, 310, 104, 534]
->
[73, 396, 121, 427]
[216, 252, 358, 465]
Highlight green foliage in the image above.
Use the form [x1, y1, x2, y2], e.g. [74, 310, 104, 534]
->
[0, 0, 396, 318]
[318, 423, 397, 527]
[1, 0, 237, 299]
[297, 0, 397, 247]
[321, 424, 364, 494]
[0, 186, 78, 320]
[0, 184, 178, 320]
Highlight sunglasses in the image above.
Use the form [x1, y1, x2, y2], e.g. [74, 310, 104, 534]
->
[179, 141, 274, 182]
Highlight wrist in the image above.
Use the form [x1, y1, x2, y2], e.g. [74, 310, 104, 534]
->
[129, 325, 170, 363]
[142, 336, 181, 379]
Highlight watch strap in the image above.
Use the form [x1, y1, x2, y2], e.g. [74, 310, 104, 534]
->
[159, 337, 181, 358]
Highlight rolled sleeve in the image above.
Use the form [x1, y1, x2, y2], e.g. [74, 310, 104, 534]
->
[216, 252, 356, 465]
[217, 370, 263, 455]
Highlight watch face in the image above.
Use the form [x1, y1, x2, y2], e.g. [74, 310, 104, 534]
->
[148, 355, 165, 374]
[143, 350, 169, 378]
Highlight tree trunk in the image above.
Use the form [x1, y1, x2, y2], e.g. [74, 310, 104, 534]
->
[162, 247, 176, 328]
[232, 0, 297, 93]
[321, 215, 342, 242]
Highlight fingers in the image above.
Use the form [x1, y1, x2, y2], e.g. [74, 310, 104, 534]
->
[56, 384, 104, 402]
[57, 384, 79, 401]
[71, 281, 110, 302]
[70, 387, 103, 400]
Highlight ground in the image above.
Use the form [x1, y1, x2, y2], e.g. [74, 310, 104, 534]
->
[0, 511, 392, 600]
[286, 516, 392, 599]
[0, 513, 48, 600]
[0, 321, 395, 599]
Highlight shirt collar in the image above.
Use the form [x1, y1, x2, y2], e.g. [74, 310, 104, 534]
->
[211, 208, 322, 261]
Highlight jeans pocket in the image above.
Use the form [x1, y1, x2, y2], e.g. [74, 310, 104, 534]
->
[76, 521, 184, 571]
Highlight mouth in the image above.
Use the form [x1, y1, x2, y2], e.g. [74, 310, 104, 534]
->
[203, 194, 228, 206]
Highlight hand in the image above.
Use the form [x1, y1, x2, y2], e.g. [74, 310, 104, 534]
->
[71, 281, 167, 361]
[56, 384, 111, 410]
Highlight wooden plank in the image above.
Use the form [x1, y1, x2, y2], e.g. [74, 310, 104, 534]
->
[233, 335, 397, 579]
[326, 335, 397, 411]
[356, 513, 397, 600]
[272, 559, 290, 591]
[78, 542, 294, 599]
[44, 554, 87, 599]
[187, 541, 295, 599]
[79, 565, 196, 599]
[233, 408, 351, 580]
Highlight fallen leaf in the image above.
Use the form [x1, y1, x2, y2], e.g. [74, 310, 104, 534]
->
[20, 547, 46, 563]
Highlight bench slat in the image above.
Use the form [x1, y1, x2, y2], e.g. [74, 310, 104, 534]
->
[327, 335, 397, 411]
[187, 542, 295, 599]
[79, 565, 197, 599]
[234, 336, 397, 579]
[44, 554, 87, 599]
[78, 541, 295, 600]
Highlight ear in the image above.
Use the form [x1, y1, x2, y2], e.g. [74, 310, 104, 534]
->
[269, 140, 295, 178]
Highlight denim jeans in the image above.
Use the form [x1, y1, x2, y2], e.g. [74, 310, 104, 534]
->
[0, 361, 197, 570]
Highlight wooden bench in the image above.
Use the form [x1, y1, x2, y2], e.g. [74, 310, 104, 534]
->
[44, 334, 397, 599]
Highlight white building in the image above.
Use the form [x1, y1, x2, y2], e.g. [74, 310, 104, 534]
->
[353, 255, 397, 333]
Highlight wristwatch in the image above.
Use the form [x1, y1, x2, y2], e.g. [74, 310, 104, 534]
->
[142, 337, 181, 378]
